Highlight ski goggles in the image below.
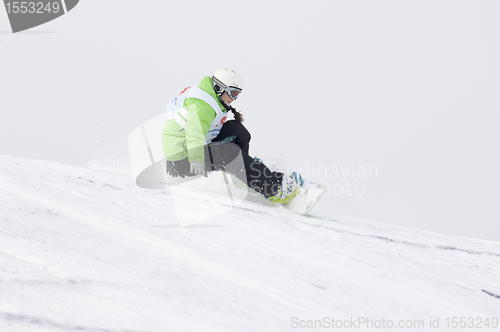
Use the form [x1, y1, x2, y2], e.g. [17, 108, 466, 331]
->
[226, 86, 242, 100]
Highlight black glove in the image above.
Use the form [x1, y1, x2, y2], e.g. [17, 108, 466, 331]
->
[166, 160, 185, 178]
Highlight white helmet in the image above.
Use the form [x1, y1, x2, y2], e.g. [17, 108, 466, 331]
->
[212, 68, 244, 99]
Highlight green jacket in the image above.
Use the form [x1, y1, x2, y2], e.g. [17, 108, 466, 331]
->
[162, 76, 227, 164]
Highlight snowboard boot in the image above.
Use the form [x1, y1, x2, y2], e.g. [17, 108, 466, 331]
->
[269, 171, 304, 204]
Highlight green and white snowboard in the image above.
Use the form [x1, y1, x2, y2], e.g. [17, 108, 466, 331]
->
[284, 181, 326, 215]
[166, 171, 326, 215]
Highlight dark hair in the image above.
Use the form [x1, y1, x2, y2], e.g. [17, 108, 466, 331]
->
[229, 106, 244, 123]
[221, 100, 244, 123]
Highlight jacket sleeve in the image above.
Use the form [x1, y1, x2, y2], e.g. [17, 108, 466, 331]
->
[184, 98, 216, 164]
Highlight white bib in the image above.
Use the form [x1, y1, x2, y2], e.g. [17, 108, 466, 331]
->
[166, 85, 227, 144]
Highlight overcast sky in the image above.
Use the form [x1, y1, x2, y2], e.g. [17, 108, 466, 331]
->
[1, 0, 499, 242]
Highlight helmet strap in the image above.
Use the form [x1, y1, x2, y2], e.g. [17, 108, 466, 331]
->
[212, 76, 226, 96]
[217, 95, 230, 109]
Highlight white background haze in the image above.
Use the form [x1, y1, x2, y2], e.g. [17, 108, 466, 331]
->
[1, 0, 499, 242]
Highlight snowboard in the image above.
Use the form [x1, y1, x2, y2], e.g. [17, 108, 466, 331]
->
[166, 171, 326, 215]
[222, 173, 326, 215]
[284, 181, 326, 215]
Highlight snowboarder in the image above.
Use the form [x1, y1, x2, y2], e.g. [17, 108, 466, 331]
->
[162, 68, 303, 203]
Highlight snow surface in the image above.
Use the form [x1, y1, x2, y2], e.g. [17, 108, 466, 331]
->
[0, 154, 499, 332]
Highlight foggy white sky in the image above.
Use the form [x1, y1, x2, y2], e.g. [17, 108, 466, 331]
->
[1, 0, 499, 242]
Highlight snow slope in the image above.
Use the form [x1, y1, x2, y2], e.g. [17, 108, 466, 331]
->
[0, 154, 499, 332]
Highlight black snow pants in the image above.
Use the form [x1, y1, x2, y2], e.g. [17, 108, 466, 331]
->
[168, 120, 283, 198]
